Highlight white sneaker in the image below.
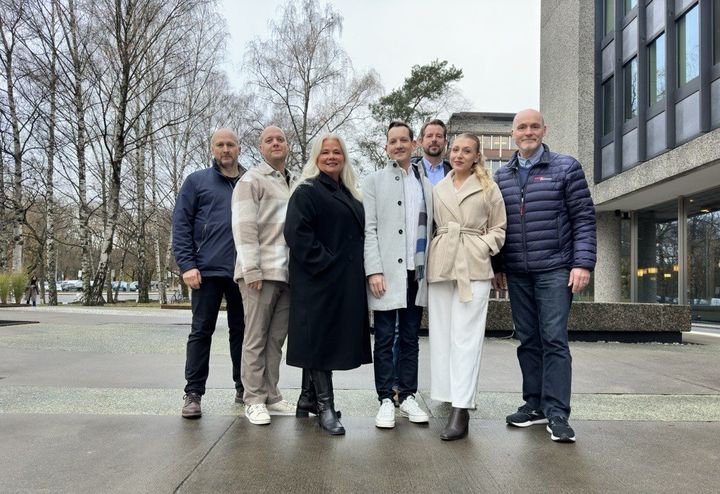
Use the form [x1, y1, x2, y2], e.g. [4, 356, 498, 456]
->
[245, 403, 271, 425]
[399, 395, 429, 423]
[267, 399, 295, 415]
[375, 398, 396, 428]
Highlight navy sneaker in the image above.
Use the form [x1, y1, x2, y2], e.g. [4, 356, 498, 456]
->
[546, 416, 576, 443]
[506, 404, 548, 427]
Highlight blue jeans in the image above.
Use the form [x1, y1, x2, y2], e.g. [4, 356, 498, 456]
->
[507, 268, 573, 418]
[185, 277, 245, 395]
[373, 271, 422, 403]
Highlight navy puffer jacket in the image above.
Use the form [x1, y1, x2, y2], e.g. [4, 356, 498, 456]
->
[492, 144, 596, 273]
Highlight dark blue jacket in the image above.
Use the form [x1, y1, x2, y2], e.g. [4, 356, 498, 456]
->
[493, 144, 596, 273]
[172, 161, 245, 278]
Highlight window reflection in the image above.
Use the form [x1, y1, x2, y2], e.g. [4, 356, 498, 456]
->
[649, 34, 666, 104]
[677, 5, 699, 86]
[688, 189, 720, 322]
[637, 204, 678, 304]
[624, 58, 638, 120]
[605, 0, 615, 36]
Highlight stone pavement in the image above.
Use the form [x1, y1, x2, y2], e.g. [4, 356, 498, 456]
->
[1, 306, 719, 493]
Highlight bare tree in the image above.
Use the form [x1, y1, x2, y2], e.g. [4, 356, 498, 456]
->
[245, 0, 380, 172]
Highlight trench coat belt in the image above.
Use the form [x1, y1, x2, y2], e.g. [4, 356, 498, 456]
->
[435, 222, 487, 303]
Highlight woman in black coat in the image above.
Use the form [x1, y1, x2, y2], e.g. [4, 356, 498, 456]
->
[283, 133, 372, 435]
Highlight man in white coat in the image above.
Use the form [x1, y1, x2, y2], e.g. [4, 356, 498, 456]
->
[363, 121, 434, 429]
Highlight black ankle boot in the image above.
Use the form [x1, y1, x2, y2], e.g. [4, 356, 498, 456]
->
[296, 368, 318, 417]
[440, 407, 469, 441]
[310, 370, 345, 435]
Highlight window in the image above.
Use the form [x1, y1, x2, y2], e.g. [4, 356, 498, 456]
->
[677, 4, 700, 86]
[605, 0, 615, 36]
[602, 77, 614, 135]
[624, 58, 638, 120]
[649, 34, 666, 104]
[637, 203, 678, 304]
[625, 0, 637, 15]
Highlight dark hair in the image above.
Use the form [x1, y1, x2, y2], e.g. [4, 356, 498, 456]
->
[420, 119, 447, 139]
[386, 120, 414, 140]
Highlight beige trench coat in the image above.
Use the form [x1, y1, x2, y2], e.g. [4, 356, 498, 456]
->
[427, 171, 507, 302]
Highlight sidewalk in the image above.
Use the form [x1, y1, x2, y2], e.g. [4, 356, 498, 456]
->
[1, 306, 719, 493]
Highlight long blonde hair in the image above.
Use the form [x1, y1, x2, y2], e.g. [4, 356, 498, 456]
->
[453, 133, 493, 193]
[293, 133, 362, 201]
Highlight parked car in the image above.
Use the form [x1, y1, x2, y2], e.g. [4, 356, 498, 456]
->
[112, 281, 129, 292]
[43, 282, 64, 292]
[61, 280, 83, 291]
[128, 281, 138, 292]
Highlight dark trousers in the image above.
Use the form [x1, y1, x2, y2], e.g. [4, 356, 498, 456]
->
[507, 268, 573, 418]
[373, 271, 423, 403]
[184, 276, 245, 395]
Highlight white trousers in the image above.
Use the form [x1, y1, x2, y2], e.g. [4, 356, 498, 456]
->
[428, 280, 491, 408]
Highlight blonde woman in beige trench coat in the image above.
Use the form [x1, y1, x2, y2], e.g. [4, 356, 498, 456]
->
[426, 133, 507, 441]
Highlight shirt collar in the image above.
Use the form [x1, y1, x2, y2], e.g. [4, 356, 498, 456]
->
[517, 145, 544, 169]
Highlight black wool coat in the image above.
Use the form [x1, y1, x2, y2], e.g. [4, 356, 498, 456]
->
[283, 172, 372, 371]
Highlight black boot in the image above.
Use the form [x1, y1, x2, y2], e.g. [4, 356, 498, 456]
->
[310, 369, 345, 435]
[440, 407, 469, 441]
[296, 368, 318, 417]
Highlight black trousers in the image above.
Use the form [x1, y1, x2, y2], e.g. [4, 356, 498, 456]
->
[184, 276, 245, 395]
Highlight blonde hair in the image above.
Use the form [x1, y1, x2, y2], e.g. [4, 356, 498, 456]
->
[453, 133, 493, 193]
[294, 133, 362, 201]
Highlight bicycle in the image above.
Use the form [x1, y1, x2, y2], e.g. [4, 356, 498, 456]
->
[170, 287, 184, 303]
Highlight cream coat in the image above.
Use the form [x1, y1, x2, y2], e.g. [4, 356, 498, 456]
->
[427, 171, 506, 303]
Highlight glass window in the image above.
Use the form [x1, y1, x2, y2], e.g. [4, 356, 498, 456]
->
[603, 77, 614, 136]
[625, 0, 638, 14]
[620, 217, 631, 302]
[637, 202, 678, 304]
[649, 34, 666, 104]
[677, 4, 700, 86]
[624, 58, 638, 120]
[605, 0, 615, 36]
[687, 188, 720, 322]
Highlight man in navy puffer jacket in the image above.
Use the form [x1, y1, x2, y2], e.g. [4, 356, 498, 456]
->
[492, 109, 596, 443]
[173, 128, 246, 419]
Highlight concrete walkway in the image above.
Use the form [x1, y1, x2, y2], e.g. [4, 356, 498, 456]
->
[1, 306, 719, 493]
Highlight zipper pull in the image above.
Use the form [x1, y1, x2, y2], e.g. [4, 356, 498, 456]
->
[520, 194, 525, 216]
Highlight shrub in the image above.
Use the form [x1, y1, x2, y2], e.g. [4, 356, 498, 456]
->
[0, 273, 10, 304]
[11, 271, 28, 304]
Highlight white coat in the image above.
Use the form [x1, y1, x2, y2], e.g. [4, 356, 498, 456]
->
[363, 161, 433, 311]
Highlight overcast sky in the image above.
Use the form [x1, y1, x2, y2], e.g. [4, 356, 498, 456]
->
[218, 0, 541, 114]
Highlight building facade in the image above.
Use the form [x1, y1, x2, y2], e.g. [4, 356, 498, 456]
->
[541, 0, 720, 321]
[446, 112, 516, 174]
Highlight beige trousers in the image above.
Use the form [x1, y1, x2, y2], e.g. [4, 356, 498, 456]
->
[238, 280, 290, 405]
[428, 280, 491, 409]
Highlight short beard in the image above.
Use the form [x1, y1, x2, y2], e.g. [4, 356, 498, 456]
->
[424, 147, 442, 158]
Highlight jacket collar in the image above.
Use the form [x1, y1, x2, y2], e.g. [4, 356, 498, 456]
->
[211, 159, 245, 178]
[317, 172, 364, 229]
[435, 171, 482, 221]
[257, 160, 286, 176]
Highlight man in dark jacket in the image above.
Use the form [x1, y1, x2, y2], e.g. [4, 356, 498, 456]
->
[492, 109, 596, 443]
[172, 128, 246, 419]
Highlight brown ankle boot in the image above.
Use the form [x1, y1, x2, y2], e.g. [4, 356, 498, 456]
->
[440, 407, 469, 441]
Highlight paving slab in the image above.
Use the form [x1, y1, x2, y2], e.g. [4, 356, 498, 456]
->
[1, 306, 720, 493]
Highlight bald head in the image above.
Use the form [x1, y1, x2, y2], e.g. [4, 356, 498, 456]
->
[259, 125, 289, 169]
[210, 128, 240, 176]
[511, 109, 547, 159]
[512, 109, 545, 129]
[211, 128, 239, 147]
